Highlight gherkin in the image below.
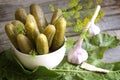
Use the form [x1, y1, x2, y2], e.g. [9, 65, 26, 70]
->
[25, 14, 40, 43]
[17, 34, 34, 54]
[43, 24, 56, 47]
[30, 4, 48, 33]
[5, 23, 18, 49]
[15, 8, 27, 24]
[36, 34, 49, 54]
[51, 9, 62, 25]
[51, 17, 66, 51]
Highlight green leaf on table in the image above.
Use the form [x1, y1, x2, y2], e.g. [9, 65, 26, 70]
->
[0, 49, 58, 80]
[52, 56, 120, 80]
[112, 62, 120, 71]
[82, 33, 120, 59]
[88, 59, 114, 70]
[106, 70, 120, 80]
[0, 47, 120, 80]
[0, 49, 28, 80]
[90, 33, 119, 47]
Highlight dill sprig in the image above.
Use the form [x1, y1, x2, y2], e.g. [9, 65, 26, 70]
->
[50, 0, 104, 32]
[15, 24, 26, 35]
[29, 49, 37, 57]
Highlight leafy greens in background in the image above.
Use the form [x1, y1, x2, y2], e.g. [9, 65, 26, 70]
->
[49, 0, 104, 32]
[0, 33, 120, 80]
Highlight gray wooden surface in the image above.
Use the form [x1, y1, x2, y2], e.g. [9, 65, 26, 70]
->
[0, 0, 120, 62]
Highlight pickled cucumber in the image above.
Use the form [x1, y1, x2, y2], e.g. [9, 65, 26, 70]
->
[51, 17, 66, 50]
[36, 34, 49, 54]
[51, 9, 62, 25]
[5, 23, 18, 49]
[17, 34, 34, 54]
[25, 14, 40, 42]
[15, 8, 27, 24]
[30, 4, 48, 33]
[43, 24, 56, 47]
[12, 20, 26, 35]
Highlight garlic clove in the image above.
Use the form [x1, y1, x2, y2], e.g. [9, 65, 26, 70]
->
[81, 62, 110, 73]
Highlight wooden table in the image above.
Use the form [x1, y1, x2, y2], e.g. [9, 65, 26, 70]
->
[0, 0, 120, 62]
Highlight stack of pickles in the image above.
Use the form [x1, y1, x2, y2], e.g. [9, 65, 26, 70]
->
[5, 4, 66, 55]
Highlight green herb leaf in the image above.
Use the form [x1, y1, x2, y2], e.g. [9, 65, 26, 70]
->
[49, 0, 104, 32]
[90, 33, 119, 48]
[96, 0, 102, 4]
[73, 19, 83, 32]
[29, 49, 37, 56]
[0, 49, 58, 80]
[69, 0, 80, 8]
[82, 33, 120, 59]
[49, 4, 55, 11]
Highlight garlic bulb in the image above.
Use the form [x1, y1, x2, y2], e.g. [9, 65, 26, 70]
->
[68, 38, 88, 64]
[89, 23, 100, 35]
[88, 5, 101, 36]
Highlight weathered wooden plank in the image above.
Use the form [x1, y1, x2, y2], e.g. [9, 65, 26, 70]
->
[0, 0, 119, 22]
[0, 0, 69, 22]
[0, 0, 117, 7]
[101, 0, 116, 7]
[0, 0, 55, 5]
[0, 33, 11, 52]
[103, 5, 120, 16]
[98, 15, 120, 31]
[102, 45, 120, 63]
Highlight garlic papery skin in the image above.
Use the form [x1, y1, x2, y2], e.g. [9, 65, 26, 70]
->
[68, 38, 88, 64]
[89, 23, 100, 35]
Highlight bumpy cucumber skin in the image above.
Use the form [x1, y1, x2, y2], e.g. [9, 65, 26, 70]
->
[51, 17, 66, 51]
[17, 34, 34, 54]
[5, 23, 18, 49]
[25, 14, 40, 43]
[43, 24, 56, 47]
[36, 34, 49, 54]
[30, 4, 48, 33]
[12, 20, 25, 35]
[51, 9, 62, 25]
[15, 8, 27, 24]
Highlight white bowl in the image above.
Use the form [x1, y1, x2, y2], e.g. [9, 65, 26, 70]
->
[12, 43, 66, 69]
